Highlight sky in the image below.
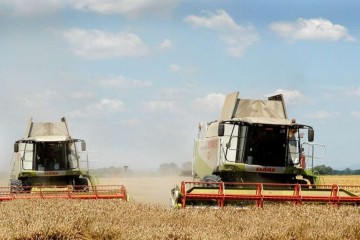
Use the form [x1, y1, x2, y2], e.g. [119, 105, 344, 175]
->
[0, 0, 359, 172]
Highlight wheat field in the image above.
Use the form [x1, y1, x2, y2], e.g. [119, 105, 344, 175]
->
[0, 199, 359, 240]
[0, 175, 359, 240]
[322, 175, 360, 185]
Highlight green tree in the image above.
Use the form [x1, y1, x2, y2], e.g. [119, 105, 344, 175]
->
[313, 165, 333, 175]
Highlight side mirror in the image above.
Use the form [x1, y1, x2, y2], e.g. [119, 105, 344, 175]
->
[308, 129, 314, 142]
[81, 141, 86, 151]
[14, 143, 19, 153]
[218, 123, 225, 137]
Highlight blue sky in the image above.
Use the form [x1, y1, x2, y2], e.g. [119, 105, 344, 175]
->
[0, 0, 359, 171]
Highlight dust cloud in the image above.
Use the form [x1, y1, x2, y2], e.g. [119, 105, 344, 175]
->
[0, 173, 9, 186]
[98, 174, 193, 206]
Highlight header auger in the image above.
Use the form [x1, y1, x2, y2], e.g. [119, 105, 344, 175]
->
[6, 117, 128, 202]
[171, 92, 360, 208]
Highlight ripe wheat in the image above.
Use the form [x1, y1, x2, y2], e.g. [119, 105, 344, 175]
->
[0, 199, 359, 240]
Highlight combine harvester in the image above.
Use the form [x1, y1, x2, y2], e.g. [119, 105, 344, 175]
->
[171, 92, 360, 208]
[1, 117, 127, 201]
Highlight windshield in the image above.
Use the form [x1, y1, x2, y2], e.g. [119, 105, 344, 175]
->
[222, 123, 296, 166]
[35, 142, 74, 171]
[32, 141, 81, 171]
[244, 125, 287, 166]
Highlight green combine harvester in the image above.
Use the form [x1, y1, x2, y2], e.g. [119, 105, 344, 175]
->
[1, 117, 127, 201]
[171, 92, 360, 208]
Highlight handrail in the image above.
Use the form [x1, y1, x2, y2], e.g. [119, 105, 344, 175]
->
[302, 142, 326, 170]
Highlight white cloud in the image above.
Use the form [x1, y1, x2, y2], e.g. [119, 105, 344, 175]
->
[0, 0, 66, 16]
[160, 88, 184, 99]
[311, 111, 340, 119]
[143, 100, 174, 112]
[143, 100, 181, 114]
[71, 91, 94, 100]
[121, 118, 139, 127]
[184, 9, 259, 57]
[159, 39, 172, 50]
[0, 0, 178, 17]
[99, 76, 152, 88]
[169, 64, 180, 72]
[267, 89, 304, 105]
[19, 91, 54, 108]
[69, 98, 125, 117]
[269, 18, 355, 42]
[168, 64, 197, 76]
[351, 111, 360, 119]
[86, 98, 124, 112]
[354, 87, 360, 97]
[73, 0, 178, 17]
[185, 9, 238, 29]
[192, 93, 225, 112]
[62, 28, 149, 59]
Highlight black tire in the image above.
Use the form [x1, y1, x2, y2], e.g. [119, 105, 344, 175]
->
[21, 179, 32, 193]
[203, 175, 222, 182]
[10, 179, 24, 193]
[74, 177, 89, 191]
[203, 175, 222, 187]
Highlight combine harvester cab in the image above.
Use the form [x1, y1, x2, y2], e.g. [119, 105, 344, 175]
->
[2, 117, 127, 201]
[171, 92, 360, 208]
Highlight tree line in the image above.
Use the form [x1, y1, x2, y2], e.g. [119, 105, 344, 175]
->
[89, 163, 360, 178]
[313, 164, 360, 175]
[90, 162, 192, 178]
